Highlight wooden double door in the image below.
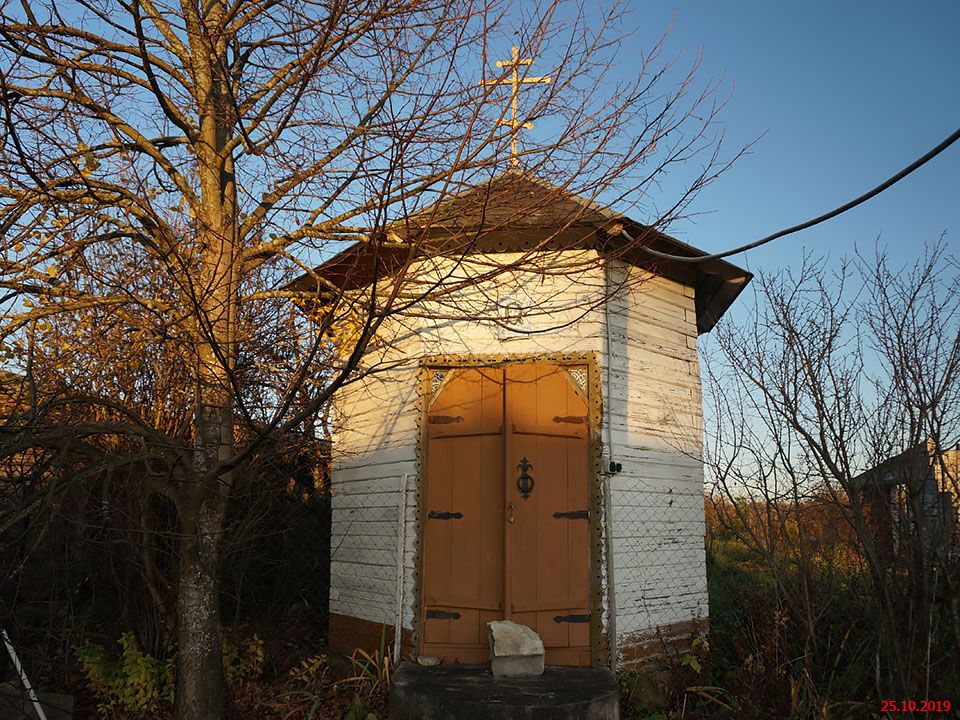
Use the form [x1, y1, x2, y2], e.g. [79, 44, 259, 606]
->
[421, 363, 591, 666]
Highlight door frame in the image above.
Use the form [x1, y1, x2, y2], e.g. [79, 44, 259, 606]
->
[413, 352, 606, 666]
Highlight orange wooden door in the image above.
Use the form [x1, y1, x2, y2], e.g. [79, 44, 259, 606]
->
[422, 368, 505, 663]
[422, 364, 590, 665]
[505, 364, 591, 665]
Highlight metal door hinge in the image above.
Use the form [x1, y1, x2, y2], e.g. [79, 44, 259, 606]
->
[553, 510, 590, 520]
[427, 510, 463, 520]
[553, 613, 591, 624]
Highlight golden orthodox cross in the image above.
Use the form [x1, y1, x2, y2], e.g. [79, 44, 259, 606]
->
[481, 46, 551, 168]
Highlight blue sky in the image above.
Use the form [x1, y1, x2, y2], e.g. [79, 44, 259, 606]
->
[610, 1, 959, 278]
[613, 3, 960, 456]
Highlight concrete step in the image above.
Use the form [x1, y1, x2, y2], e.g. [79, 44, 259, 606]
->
[389, 663, 619, 720]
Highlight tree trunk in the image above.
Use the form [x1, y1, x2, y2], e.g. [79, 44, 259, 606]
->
[175, 1, 243, 714]
[174, 306, 236, 720]
[175, 501, 227, 718]
[174, 184, 237, 718]
[175, 310, 236, 719]
[175, 373, 234, 717]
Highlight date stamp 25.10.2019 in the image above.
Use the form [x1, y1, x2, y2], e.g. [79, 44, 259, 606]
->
[881, 699, 952, 714]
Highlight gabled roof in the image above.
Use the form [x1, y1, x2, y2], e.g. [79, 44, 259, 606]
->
[853, 440, 960, 488]
[288, 171, 752, 334]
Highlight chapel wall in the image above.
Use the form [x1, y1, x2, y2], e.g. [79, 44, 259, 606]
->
[327, 251, 608, 648]
[327, 251, 710, 665]
[602, 260, 709, 667]
[327, 315, 420, 640]
[412, 251, 607, 357]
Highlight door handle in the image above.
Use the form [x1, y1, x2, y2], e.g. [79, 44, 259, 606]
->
[517, 457, 534, 499]
[506, 502, 516, 524]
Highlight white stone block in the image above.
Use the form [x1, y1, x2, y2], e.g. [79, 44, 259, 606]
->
[487, 620, 545, 677]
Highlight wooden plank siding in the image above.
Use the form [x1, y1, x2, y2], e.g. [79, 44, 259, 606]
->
[327, 252, 709, 665]
[602, 260, 708, 661]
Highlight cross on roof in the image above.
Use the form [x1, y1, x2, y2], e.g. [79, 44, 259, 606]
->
[481, 46, 551, 168]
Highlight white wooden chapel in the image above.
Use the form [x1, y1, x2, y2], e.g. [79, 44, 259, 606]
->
[290, 168, 750, 668]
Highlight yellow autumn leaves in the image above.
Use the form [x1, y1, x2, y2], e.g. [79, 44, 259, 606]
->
[77, 142, 100, 178]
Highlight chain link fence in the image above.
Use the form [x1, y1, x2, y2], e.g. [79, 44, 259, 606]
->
[325, 463, 710, 670]
[325, 471, 412, 662]
[601, 461, 709, 668]
[0, 426, 332, 692]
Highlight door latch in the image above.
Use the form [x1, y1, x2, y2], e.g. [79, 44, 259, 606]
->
[517, 457, 534, 499]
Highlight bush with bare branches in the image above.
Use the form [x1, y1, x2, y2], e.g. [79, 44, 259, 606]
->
[704, 243, 960, 716]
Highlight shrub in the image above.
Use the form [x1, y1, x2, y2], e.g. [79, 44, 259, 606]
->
[222, 634, 265, 688]
[75, 633, 174, 714]
[344, 697, 377, 720]
[76, 631, 265, 715]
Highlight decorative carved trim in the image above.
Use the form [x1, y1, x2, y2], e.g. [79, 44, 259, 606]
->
[494, 289, 534, 341]
[430, 369, 447, 397]
[421, 351, 597, 368]
[568, 367, 588, 394]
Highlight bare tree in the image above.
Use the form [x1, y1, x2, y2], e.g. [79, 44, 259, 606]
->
[704, 243, 960, 711]
[0, 0, 736, 715]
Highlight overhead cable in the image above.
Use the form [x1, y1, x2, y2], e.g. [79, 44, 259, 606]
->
[626, 125, 960, 263]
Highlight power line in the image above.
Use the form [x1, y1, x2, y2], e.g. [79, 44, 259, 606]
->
[627, 125, 960, 264]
